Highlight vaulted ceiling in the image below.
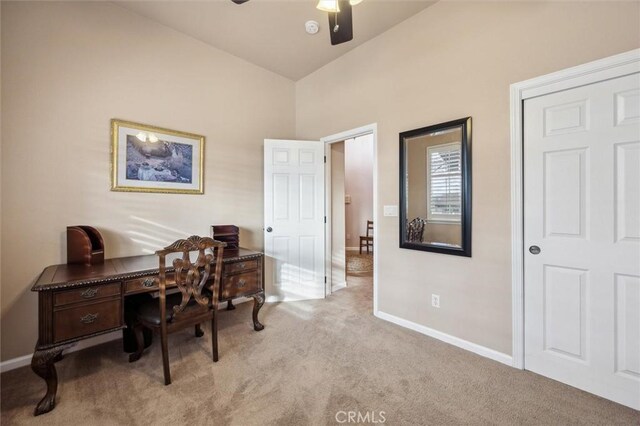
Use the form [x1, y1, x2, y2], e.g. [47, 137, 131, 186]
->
[116, 1, 435, 81]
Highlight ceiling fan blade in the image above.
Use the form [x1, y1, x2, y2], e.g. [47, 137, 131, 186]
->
[231, 0, 250, 4]
[328, 1, 353, 46]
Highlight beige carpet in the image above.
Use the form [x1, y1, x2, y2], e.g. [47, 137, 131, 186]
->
[1, 276, 638, 425]
[346, 252, 373, 275]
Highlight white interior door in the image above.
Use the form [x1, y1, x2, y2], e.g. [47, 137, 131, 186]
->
[264, 139, 325, 302]
[524, 73, 640, 409]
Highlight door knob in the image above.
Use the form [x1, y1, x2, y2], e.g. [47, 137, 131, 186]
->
[266, 227, 273, 233]
[529, 245, 541, 255]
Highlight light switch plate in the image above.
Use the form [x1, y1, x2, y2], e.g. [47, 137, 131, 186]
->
[383, 205, 398, 217]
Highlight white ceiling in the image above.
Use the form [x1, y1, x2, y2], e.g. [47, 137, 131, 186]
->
[115, 0, 435, 81]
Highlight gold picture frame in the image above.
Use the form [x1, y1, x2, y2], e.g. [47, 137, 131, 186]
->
[111, 119, 204, 194]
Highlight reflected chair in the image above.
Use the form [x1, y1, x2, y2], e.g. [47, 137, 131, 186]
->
[359, 220, 374, 254]
[407, 217, 427, 243]
[128, 236, 225, 385]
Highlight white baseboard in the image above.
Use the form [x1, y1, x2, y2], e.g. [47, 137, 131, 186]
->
[374, 310, 513, 366]
[0, 298, 255, 374]
[0, 331, 122, 373]
[346, 247, 359, 252]
[0, 353, 34, 373]
[332, 282, 347, 292]
[226, 296, 251, 306]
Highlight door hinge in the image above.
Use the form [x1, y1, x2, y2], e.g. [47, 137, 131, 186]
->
[324, 155, 327, 163]
[324, 276, 327, 284]
[324, 216, 327, 223]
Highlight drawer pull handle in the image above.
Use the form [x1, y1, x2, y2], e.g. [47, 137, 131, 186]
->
[237, 279, 246, 289]
[80, 313, 98, 324]
[142, 278, 155, 288]
[238, 263, 246, 269]
[81, 288, 98, 299]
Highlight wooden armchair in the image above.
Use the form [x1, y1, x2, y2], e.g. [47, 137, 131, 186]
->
[359, 220, 374, 254]
[128, 236, 225, 385]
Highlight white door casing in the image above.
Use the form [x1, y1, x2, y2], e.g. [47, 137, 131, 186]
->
[321, 123, 378, 308]
[523, 73, 640, 409]
[326, 141, 347, 295]
[264, 139, 325, 302]
[511, 50, 640, 371]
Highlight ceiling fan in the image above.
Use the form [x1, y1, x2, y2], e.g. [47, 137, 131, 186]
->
[230, 0, 362, 46]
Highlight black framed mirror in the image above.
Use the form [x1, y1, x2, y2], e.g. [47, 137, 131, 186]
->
[399, 117, 471, 256]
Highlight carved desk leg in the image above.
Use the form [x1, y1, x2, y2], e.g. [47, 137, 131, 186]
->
[252, 292, 265, 331]
[226, 300, 236, 310]
[31, 343, 72, 416]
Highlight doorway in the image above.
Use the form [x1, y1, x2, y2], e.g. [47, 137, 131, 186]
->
[330, 135, 374, 290]
[322, 124, 378, 312]
[511, 49, 640, 409]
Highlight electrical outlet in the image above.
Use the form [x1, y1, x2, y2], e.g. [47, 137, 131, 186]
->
[431, 294, 440, 308]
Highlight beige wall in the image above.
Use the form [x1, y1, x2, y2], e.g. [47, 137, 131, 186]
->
[0, 2, 295, 361]
[331, 142, 346, 286]
[344, 134, 374, 248]
[296, 1, 640, 354]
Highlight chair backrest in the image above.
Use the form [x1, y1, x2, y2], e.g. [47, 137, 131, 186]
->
[407, 217, 426, 243]
[366, 220, 374, 238]
[156, 236, 226, 319]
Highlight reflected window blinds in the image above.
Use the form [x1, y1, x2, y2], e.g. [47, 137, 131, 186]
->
[426, 142, 462, 223]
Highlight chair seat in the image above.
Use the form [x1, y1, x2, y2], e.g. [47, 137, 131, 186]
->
[136, 293, 204, 326]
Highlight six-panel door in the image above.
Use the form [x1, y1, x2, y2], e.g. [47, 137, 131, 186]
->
[264, 139, 326, 301]
[524, 73, 640, 409]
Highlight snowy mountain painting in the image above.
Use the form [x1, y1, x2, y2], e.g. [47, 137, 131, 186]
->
[125, 135, 193, 184]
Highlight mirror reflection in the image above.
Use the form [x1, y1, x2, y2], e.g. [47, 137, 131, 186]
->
[399, 117, 471, 256]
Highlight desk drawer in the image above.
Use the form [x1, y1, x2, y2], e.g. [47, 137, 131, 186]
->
[221, 271, 260, 300]
[225, 259, 259, 274]
[53, 299, 122, 343]
[54, 283, 121, 307]
[125, 273, 175, 294]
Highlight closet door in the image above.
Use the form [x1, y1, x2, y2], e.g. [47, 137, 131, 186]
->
[524, 73, 640, 410]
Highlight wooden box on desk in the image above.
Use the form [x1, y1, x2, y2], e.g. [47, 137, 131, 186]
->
[211, 224, 239, 249]
[67, 225, 104, 265]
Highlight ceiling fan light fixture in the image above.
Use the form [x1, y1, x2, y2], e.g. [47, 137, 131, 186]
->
[316, 0, 340, 13]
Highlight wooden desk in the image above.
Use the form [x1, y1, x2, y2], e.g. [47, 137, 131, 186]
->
[30, 248, 264, 416]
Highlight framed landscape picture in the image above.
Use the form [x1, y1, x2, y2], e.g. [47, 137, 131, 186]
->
[111, 119, 204, 194]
